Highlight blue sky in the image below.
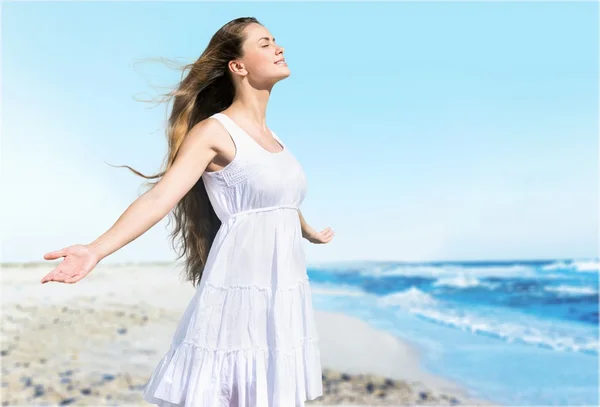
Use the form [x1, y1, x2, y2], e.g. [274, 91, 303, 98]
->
[2, 1, 598, 264]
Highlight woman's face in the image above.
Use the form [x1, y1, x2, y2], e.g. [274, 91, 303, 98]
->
[233, 23, 290, 86]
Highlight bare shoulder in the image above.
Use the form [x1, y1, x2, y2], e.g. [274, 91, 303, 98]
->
[184, 116, 229, 150]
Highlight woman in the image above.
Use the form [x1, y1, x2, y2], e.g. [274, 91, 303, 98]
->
[40, 16, 333, 407]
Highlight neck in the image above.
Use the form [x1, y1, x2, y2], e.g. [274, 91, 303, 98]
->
[229, 84, 272, 131]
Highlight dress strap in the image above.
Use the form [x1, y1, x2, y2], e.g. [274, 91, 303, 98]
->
[211, 112, 286, 155]
[270, 130, 285, 148]
[209, 112, 254, 153]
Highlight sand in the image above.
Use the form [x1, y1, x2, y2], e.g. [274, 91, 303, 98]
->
[0, 262, 494, 406]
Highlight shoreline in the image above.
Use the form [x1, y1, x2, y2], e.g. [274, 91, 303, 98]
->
[311, 311, 493, 406]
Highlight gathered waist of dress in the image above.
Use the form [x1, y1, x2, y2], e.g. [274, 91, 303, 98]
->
[221, 204, 299, 223]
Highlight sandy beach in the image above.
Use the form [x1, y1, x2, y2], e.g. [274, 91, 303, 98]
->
[1, 262, 493, 406]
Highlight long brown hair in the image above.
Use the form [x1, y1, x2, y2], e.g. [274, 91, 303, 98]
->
[115, 17, 260, 287]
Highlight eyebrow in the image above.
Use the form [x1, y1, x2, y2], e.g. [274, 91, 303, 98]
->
[257, 36, 275, 43]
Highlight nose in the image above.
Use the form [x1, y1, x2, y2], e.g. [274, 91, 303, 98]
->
[276, 44, 284, 54]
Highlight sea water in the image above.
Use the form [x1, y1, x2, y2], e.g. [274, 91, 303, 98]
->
[308, 259, 599, 406]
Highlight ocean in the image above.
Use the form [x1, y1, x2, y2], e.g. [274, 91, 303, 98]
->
[307, 258, 599, 406]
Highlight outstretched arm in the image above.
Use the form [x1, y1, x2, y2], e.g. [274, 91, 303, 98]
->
[41, 118, 225, 284]
[298, 210, 334, 244]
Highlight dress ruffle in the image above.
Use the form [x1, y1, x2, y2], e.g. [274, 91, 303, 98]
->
[142, 278, 323, 407]
[143, 336, 322, 407]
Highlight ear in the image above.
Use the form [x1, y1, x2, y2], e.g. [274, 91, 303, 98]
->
[228, 59, 247, 77]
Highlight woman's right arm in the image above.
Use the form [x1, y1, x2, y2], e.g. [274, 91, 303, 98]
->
[41, 118, 224, 284]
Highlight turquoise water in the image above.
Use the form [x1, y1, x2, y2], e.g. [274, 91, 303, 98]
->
[308, 259, 599, 406]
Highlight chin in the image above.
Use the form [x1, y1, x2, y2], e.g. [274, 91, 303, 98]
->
[271, 71, 291, 84]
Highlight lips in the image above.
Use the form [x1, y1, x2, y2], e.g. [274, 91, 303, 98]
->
[275, 59, 286, 65]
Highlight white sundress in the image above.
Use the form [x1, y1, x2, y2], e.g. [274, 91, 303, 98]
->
[142, 112, 323, 407]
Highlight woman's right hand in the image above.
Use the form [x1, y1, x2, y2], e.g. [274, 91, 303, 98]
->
[40, 244, 100, 284]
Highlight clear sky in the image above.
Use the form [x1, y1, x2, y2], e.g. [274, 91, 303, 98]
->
[2, 1, 598, 265]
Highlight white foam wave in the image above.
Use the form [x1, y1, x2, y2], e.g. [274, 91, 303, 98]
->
[366, 264, 536, 280]
[542, 273, 571, 280]
[541, 261, 572, 271]
[545, 285, 598, 296]
[366, 265, 450, 278]
[573, 260, 600, 272]
[433, 274, 498, 289]
[412, 308, 599, 354]
[310, 284, 366, 298]
[378, 287, 437, 310]
[376, 287, 598, 355]
[541, 259, 600, 273]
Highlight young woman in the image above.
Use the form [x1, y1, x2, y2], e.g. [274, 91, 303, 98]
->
[40, 16, 333, 407]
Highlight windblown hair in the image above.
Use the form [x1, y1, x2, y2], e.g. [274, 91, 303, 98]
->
[116, 17, 260, 287]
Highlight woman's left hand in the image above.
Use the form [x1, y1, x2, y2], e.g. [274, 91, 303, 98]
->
[305, 227, 334, 244]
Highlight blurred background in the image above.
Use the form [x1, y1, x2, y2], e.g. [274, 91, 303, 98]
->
[2, 1, 598, 406]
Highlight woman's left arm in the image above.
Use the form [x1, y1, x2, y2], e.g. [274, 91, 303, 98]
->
[298, 210, 334, 244]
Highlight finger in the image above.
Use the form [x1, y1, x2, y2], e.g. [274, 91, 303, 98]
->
[41, 273, 59, 284]
[44, 249, 68, 260]
[322, 230, 334, 238]
[41, 274, 61, 284]
[42, 265, 66, 283]
[51, 274, 69, 283]
[41, 268, 58, 283]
